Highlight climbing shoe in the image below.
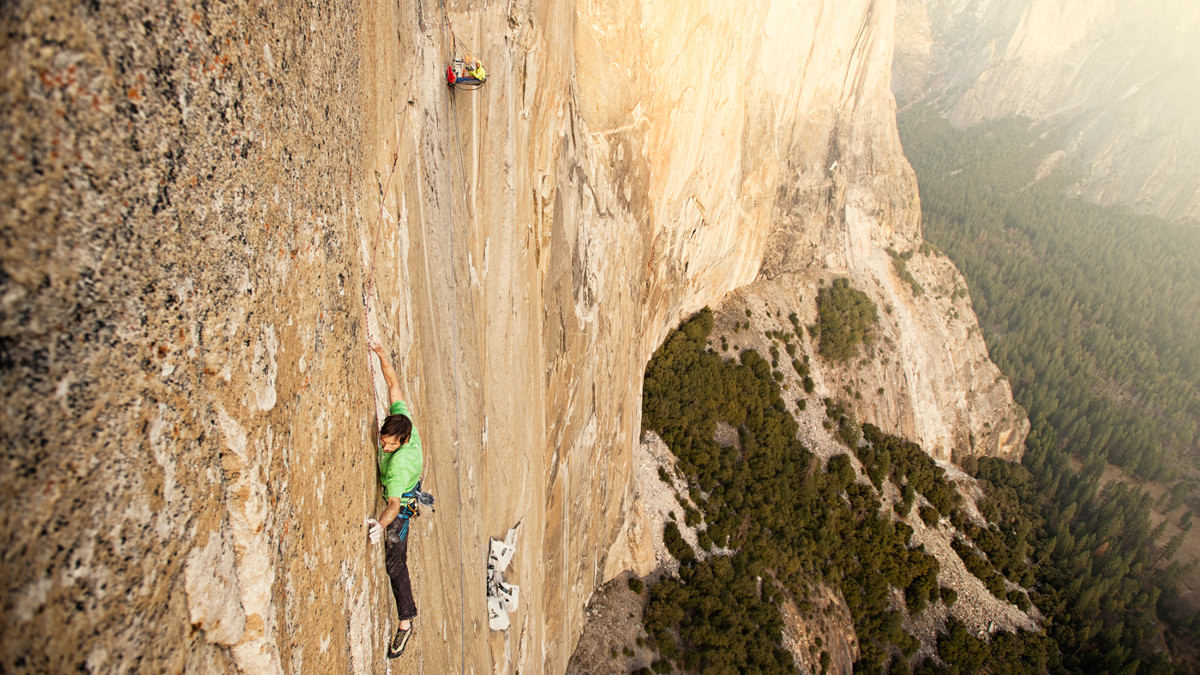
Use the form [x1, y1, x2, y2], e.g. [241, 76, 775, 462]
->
[388, 623, 413, 658]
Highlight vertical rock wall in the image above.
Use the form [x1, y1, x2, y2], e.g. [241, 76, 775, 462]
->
[1, 0, 1026, 672]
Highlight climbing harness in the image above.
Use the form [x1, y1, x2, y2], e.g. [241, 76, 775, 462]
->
[394, 480, 437, 542]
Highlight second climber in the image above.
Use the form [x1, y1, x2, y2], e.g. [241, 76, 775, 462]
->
[446, 56, 487, 87]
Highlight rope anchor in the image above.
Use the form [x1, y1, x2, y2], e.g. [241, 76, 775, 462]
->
[441, 1, 487, 90]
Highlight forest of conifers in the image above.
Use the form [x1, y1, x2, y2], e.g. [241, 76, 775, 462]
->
[639, 310, 1053, 673]
[897, 106, 1200, 485]
[629, 108, 1200, 672]
[896, 106, 1199, 668]
[637, 308, 1190, 672]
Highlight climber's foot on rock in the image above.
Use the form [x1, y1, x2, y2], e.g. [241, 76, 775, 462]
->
[388, 622, 413, 658]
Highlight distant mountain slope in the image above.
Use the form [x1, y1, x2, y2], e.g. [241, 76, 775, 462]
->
[894, 0, 1200, 223]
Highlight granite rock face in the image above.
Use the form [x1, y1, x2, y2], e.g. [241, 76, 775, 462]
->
[2, 0, 1025, 672]
[895, 0, 1200, 222]
[2, 0, 375, 672]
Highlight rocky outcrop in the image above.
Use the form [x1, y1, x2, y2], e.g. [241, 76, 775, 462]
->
[1, 0, 1025, 673]
[895, 0, 1200, 222]
[708, 263, 1026, 465]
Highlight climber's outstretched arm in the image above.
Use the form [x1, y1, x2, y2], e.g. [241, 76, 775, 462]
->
[366, 496, 405, 543]
[368, 339, 404, 404]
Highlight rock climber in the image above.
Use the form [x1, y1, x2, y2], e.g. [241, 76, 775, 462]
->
[365, 338, 423, 658]
[465, 59, 487, 83]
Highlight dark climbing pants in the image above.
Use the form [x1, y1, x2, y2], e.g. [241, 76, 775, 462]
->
[385, 518, 417, 621]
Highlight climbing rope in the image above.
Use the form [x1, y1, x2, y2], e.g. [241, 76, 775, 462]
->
[358, 4, 477, 667]
[440, 1, 471, 670]
[443, 106, 470, 675]
[449, 83, 475, 219]
[439, 0, 470, 64]
[440, 0, 487, 91]
[361, 58, 419, 425]
[352, 29, 471, 668]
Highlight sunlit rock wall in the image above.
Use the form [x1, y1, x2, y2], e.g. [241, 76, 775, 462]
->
[1, 0, 379, 671]
[1, 0, 1025, 672]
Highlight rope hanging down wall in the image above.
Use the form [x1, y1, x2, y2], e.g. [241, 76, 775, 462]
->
[357, 6, 473, 667]
[360, 58, 416, 420]
[441, 0, 488, 90]
[439, 0, 473, 668]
